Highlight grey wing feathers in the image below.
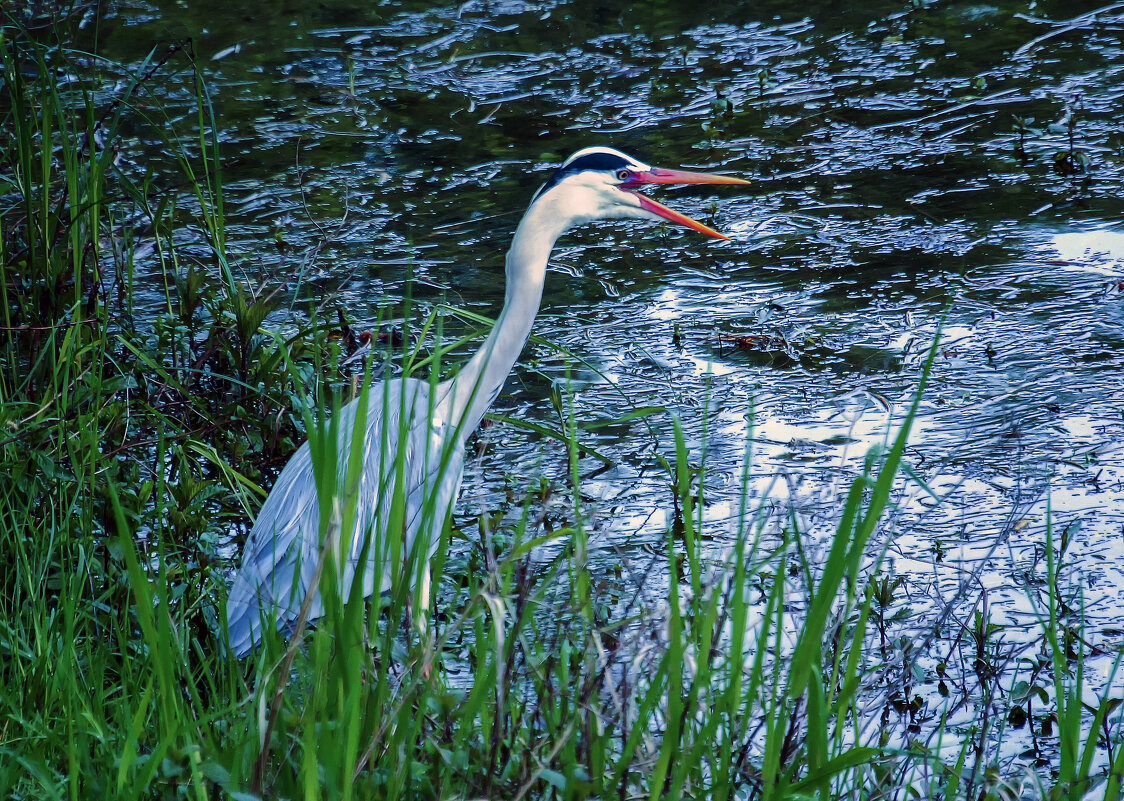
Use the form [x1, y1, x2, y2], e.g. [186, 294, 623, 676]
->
[225, 378, 464, 658]
[225, 436, 321, 658]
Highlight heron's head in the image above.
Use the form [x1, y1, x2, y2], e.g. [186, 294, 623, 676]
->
[531, 146, 749, 239]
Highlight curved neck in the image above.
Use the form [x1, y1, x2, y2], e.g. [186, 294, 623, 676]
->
[448, 197, 573, 433]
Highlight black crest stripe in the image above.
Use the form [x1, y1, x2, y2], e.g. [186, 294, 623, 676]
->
[532, 151, 634, 201]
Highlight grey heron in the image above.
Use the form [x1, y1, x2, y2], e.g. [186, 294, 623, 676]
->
[225, 146, 748, 658]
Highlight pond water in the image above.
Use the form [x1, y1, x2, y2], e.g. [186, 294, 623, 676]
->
[93, 0, 1123, 766]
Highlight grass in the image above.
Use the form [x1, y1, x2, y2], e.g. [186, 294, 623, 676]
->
[3, 15, 1124, 801]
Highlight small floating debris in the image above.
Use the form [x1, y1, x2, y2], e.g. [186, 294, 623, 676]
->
[713, 329, 801, 361]
[716, 332, 780, 351]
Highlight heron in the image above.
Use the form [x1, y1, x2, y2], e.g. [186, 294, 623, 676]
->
[225, 146, 748, 658]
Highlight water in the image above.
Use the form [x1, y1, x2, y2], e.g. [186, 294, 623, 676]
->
[93, 0, 1124, 762]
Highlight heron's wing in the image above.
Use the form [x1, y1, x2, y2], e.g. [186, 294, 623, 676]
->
[224, 379, 466, 657]
[224, 431, 323, 657]
[345, 382, 465, 600]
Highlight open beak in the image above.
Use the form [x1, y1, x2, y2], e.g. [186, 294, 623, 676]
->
[623, 166, 749, 241]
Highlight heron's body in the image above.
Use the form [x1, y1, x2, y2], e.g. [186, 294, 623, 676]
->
[225, 147, 746, 657]
[225, 378, 463, 657]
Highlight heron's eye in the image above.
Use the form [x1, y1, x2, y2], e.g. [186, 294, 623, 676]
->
[616, 169, 630, 182]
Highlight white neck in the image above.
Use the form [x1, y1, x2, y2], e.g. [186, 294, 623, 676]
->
[446, 193, 575, 435]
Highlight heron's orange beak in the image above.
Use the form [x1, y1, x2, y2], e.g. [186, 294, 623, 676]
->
[623, 167, 749, 241]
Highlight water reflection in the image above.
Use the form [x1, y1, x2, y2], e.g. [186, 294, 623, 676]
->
[1053, 228, 1124, 274]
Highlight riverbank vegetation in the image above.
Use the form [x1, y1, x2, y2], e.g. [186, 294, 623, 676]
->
[3, 11, 1122, 801]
